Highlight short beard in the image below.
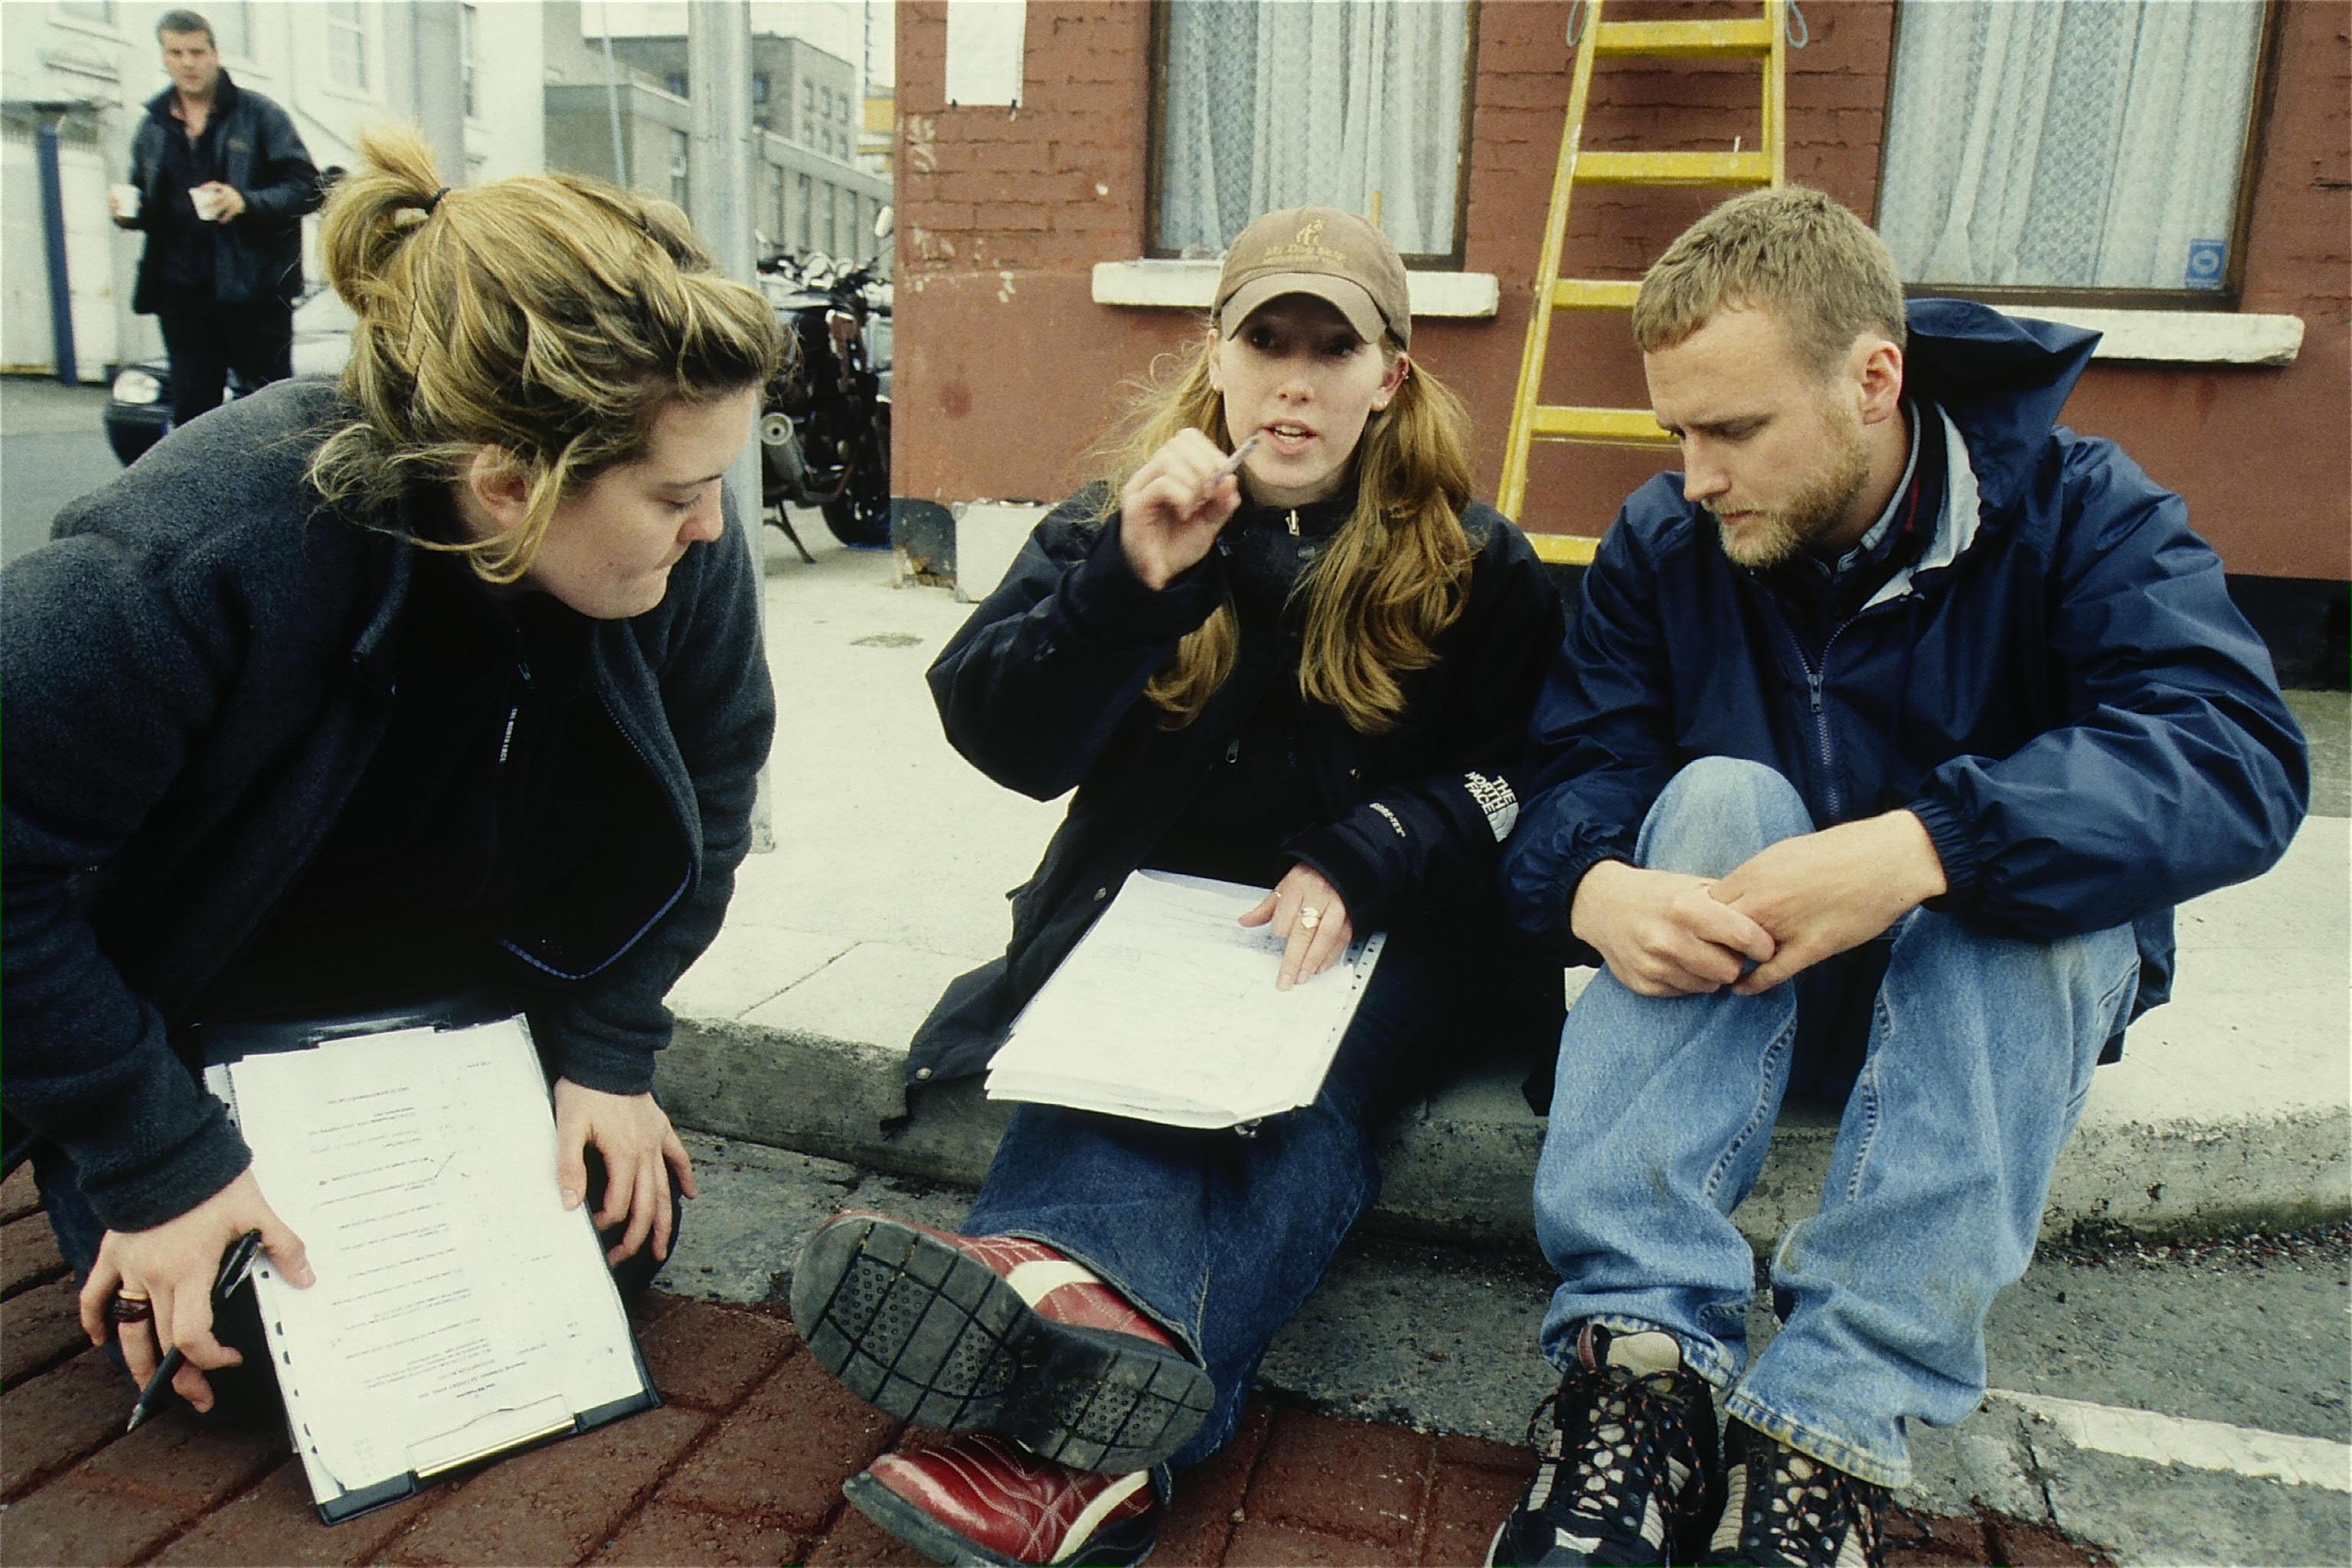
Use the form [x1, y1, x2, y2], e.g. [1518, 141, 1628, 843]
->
[1713, 406, 1872, 571]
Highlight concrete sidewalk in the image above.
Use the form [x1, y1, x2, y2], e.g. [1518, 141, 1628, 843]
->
[666, 524, 2352, 1252]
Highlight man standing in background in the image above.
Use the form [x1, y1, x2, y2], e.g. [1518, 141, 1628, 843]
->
[109, 9, 321, 433]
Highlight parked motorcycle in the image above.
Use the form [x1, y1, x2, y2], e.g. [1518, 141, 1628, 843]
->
[758, 249, 891, 552]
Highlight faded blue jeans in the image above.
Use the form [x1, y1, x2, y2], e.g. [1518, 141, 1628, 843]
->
[1536, 758, 2139, 1488]
[961, 926, 1482, 1491]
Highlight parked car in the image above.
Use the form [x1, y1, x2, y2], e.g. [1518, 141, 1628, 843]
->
[103, 288, 358, 465]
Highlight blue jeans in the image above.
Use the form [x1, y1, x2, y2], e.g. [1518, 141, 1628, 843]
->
[1536, 759, 2139, 1488]
[961, 926, 1468, 1488]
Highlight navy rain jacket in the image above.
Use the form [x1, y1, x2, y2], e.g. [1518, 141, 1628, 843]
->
[1501, 299, 2308, 1050]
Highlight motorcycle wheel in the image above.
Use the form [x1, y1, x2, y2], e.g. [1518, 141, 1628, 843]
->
[820, 403, 891, 548]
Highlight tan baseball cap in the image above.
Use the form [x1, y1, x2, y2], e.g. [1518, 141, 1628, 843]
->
[1215, 206, 1411, 349]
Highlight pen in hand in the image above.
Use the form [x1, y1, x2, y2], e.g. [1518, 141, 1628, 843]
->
[125, 1227, 266, 1434]
[1209, 433, 1260, 492]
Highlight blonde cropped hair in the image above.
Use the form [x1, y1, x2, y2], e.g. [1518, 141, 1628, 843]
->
[307, 126, 787, 583]
[1090, 328, 1475, 736]
[1632, 186, 1907, 376]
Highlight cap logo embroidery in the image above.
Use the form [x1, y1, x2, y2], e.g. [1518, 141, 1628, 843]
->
[1297, 218, 1325, 247]
[1258, 240, 1351, 268]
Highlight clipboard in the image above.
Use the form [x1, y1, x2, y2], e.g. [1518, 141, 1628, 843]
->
[198, 999, 659, 1524]
[984, 871, 1389, 1128]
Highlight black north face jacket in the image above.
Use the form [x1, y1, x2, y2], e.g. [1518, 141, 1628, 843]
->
[906, 485, 1568, 1089]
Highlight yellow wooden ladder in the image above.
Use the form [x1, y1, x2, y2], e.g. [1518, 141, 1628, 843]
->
[1498, 0, 1789, 565]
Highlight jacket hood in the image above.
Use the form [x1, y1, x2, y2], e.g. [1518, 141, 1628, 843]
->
[1903, 299, 2098, 514]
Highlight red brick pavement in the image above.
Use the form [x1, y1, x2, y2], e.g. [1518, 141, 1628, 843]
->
[0, 1167, 2104, 1567]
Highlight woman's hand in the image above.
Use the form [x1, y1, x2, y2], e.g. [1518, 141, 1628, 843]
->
[1118, 429, 1245, 590]
[1240, 864, 1355, 991]
[552, 1080, 697, 1266]
[77, 1169, 312, 1413]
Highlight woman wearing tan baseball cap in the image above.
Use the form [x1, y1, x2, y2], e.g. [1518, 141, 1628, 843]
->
[790, 206, 1567, 1567]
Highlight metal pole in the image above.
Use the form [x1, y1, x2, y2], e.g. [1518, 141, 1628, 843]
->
[410, 0, 466, 186]
[689, 0, 773, 848]
[35, 118, 78, 387]
[599, 3, 630, 188]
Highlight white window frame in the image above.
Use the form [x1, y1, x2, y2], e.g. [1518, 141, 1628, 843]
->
[209, 1, 256, 62]
[321, 0, 374, 96]
[460, 3, 479, 123]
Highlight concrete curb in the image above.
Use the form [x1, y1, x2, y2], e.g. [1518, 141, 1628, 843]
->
[662, 1019, 2351, 1253]
[661, 818, 2351, 1250]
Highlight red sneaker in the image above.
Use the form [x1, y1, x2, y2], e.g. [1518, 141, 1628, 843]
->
[845, 1434, 1158, 1566]
[791, 1210, 1214, 1473]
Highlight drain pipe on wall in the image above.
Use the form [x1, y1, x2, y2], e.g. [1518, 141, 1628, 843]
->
[36, 115, 78, 387]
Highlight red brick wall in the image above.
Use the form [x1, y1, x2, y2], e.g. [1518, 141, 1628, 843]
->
[893, 0, 2349, 580]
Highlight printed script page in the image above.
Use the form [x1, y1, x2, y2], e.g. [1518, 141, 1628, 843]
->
[228, 1021, 644, 1498]
[987, 871, 1383, 1124]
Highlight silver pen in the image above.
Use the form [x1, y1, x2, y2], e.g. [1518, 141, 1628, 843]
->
[1209, 433, 1260, 490]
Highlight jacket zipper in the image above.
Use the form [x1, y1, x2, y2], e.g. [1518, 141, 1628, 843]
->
[1772, 578, 1928, 825]
[1772, 612, 1850, 823]
[497, 656, 533, 768]
[1285, 508, 1299, 537]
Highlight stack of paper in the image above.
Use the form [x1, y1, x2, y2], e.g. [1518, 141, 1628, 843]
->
[985, 871, 1387, 1129]
[207, 1018, 653, 1521]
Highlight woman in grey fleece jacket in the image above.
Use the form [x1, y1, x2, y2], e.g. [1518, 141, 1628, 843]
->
[0, 128, 784, 1421]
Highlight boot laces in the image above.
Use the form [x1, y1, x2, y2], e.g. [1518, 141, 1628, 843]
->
[1735, 1439, 1888, 1568]
[1524, 1360, 1707, 1537]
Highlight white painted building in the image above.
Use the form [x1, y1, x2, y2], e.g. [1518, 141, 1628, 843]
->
[0, 0, 546, 382]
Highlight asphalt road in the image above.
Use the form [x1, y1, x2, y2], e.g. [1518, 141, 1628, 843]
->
[0, 378, 119, 567]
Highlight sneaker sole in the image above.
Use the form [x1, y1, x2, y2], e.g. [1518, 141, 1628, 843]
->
[843, 1470, 1159, 1567]
[791, 1215, 1214, 1473]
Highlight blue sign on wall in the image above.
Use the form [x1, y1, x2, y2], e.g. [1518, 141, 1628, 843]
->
[2185, 240, 2228, 291]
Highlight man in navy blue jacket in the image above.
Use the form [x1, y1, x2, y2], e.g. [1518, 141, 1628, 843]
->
[1489, 189, 2307, 1568]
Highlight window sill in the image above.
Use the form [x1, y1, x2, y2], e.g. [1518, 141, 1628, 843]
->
[38, 45, 119, 85]
[1092, 259, 1500, 319]
[1093, 266, 2304, 367]
[2013, 306, 2303, 366]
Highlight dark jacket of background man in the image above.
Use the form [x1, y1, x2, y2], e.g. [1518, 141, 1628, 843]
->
[122, 71, 318, 314]
[117, 64, 321, 430]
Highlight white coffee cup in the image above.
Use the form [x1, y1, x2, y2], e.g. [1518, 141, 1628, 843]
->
[189, 185, 224, 222]
[110, 182, 141, 220]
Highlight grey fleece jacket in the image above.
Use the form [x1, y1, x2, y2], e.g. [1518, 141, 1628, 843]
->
[0, 378, 775, 1232]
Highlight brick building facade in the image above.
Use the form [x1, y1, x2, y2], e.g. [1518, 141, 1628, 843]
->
[887, 0, 2347, 593]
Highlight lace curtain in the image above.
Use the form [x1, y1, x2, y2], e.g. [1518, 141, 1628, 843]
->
[1158, 0, 1472, 258]
[1877, 0, 2265, 291]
